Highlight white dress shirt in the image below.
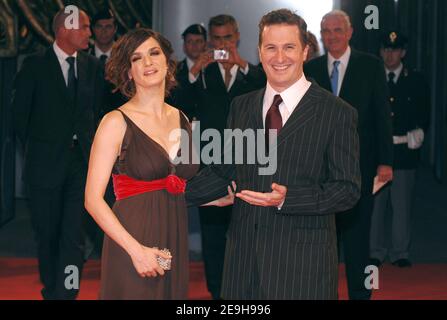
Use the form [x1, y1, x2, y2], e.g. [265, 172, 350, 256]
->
[53, 42, 79, 140]
[385, 63, 403, 83]
[262, 74, 311, 210]
[327, 46, 351, 96]
[262, 74, 312, 129]
[186, 57, 194, 71]
[94, 45, 112, 60]
[53, 41, 77, 85]
[217, 62, 249, 91]
[189, 61, 249, 91]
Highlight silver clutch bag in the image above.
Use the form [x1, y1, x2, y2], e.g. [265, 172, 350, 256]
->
[156, 248, 172, 271]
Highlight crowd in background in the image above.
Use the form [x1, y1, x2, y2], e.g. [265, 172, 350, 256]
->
[11, 6, 430, 300]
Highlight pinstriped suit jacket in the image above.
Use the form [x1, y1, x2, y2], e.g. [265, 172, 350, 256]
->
[186, 82, 361, 299]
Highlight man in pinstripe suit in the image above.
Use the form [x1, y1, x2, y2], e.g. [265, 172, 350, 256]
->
[186, 9, 361, 299]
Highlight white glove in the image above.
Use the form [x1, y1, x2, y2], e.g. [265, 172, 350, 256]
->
[407, 128, 424, 150]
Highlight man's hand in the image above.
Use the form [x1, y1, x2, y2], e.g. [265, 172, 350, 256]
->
[190, 50, 215, 77]
[236, 183, 287, 207]
[226, 45, 247, 69]
[202, 181, 236, 207]
[377, 165, 393, 183]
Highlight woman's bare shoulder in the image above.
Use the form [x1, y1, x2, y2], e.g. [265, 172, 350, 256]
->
[98, 109, 127, 134]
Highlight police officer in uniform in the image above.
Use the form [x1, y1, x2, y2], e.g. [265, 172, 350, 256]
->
[370, 31, 430, 268]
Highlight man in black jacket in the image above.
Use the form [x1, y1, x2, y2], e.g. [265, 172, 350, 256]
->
[191, 14, 265, 299]
[88, 9, 116, 64]
[12, 8, 104, 300]
[186, 9, 360, 299]
[87, 9, 125, 112]
[304, 10, 394, 300]
[168, 24, 208, 120]
[370, 31, 430, 269]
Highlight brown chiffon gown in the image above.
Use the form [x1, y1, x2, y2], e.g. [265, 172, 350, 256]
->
[99, 109, 199, 300]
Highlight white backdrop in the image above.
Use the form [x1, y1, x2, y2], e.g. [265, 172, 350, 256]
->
[154, 0, 336, 64]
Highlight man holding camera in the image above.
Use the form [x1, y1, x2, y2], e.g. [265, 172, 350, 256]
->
[189, 14, 265, 299]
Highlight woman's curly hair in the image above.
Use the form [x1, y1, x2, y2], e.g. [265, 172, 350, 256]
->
[105, 28, 177, 99]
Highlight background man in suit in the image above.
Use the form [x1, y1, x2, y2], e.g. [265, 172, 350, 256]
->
[84, 9, 122, 261]
[370, 31, 430, 268]
[88, 9, 125, 112]
[167, 23, 208, 261]
[190, 14, 265, 299]
[168, 24, 208, 120]
[89, 9, 116, 64]
[186, 8, 361, 300]
[304, 10, 394, 300]
[12, 8, 104, 299]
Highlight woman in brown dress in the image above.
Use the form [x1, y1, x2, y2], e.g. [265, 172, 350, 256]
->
[85, 29, 231, 299]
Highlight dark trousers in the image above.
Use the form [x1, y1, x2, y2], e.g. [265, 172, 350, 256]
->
[28, 146, 86, 300]
[370, 169, 416, 262]
[198, 205, 232, 300]
[337, 192, 374, 300]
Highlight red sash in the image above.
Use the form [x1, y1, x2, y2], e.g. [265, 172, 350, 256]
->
[112, 174, 186, 201]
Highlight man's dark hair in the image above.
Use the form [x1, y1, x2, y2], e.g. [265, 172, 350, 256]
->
[208, 14, 239, 33]
[182, 24, 207, 41]
[258, 9, 308, 47]
[92, 9, 116, 27]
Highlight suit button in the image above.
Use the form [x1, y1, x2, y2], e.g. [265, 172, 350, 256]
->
[391, 112, 394, 117]
[390, 97, 395, 102]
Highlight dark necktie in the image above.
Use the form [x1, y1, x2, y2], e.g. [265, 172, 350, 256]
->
[99, 54, 108, 66]
[330, 60, 341, 96]
[265, 94, 283, 152]
[388, 71, 395, 86]
[66, 56, 77, 104]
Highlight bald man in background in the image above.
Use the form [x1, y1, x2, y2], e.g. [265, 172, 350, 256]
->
[12, 7, 104, 299]
[305, 10, 393, 300]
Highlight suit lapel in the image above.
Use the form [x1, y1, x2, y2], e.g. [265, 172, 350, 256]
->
[339, 49, 359, 98]
[75, 52, 88, 114]
[228, 67, 245, 95]
[46, 48, 71, 106]
[206, 62, 226, 92]
[318, 55, 332, 92]
[251, 88, 265, 130]
[396, 67, 408, 86]
[276, 83, 318, 147]
[207, 62, 245, 95]
[180, 59, 188, 78]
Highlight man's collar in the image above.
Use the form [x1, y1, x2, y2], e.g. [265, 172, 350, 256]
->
[94, 45, 112, 58]
[328, 46, 351, 66]
[186, 57, 195, 70]
[53, 41, 78, 60]
[265, 74, 311, 113]
[385, 63, 403, 80]
[218, 62, 238, 73]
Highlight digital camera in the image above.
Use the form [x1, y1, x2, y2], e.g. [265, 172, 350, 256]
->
[213, 49, 229, 60]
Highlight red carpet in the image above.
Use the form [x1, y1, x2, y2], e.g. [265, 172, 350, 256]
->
[0, 258, 446, 300]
